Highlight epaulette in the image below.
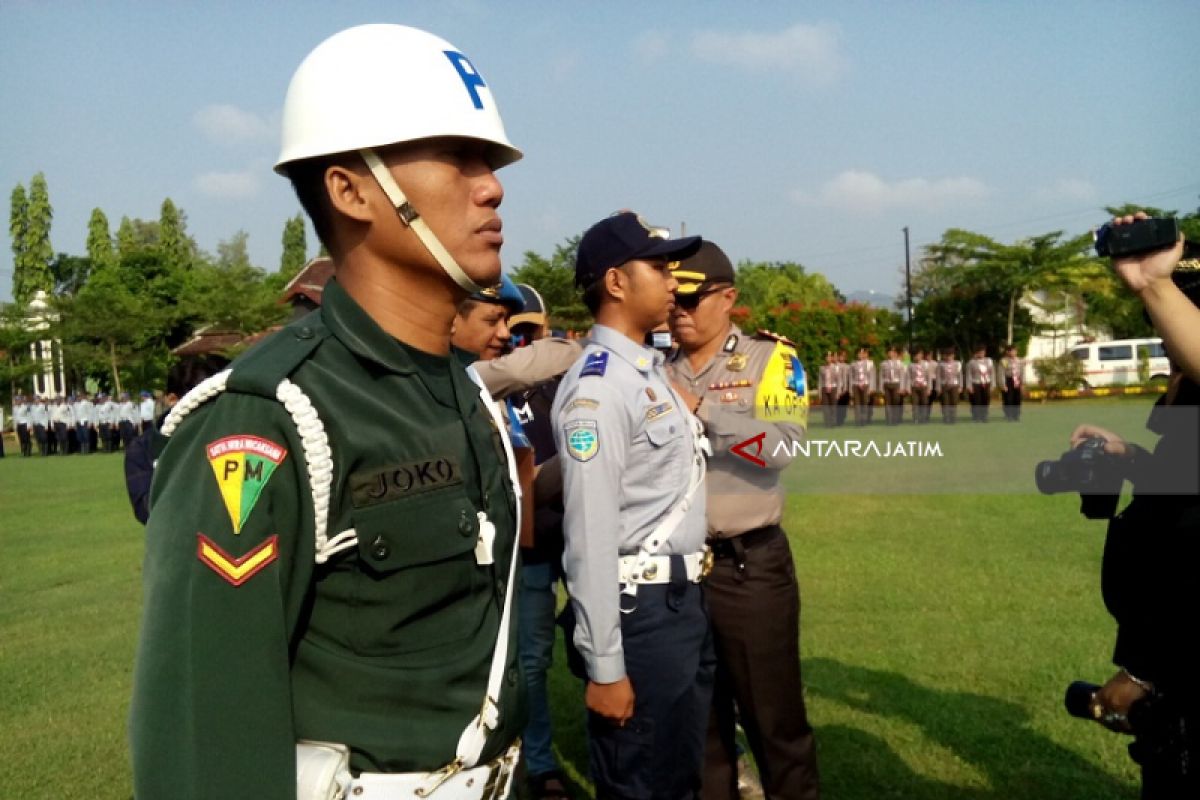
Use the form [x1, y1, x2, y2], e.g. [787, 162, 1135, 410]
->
[754, 329, 797, 348]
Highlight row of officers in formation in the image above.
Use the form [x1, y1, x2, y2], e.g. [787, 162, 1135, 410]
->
[0, 392, 159, 457]
[816, 345, 1025, 426]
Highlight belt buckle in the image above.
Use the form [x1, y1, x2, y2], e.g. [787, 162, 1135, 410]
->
[699, 546, 714, 580]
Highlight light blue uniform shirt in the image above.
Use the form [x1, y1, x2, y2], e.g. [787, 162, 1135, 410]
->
[551, 324, 707, 683]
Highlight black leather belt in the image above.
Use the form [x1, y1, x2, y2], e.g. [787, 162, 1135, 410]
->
[708, 525, 782, 560]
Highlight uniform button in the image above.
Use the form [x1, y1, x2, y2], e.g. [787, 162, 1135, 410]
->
[370, 535, 389, 561]
[458, 510, 473, 537]
[483, 490, 491, 507]
[506, 665, 519, 687]
[296, 326, 314, 340]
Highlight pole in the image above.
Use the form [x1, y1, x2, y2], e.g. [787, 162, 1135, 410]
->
[903, 226, 913, 349]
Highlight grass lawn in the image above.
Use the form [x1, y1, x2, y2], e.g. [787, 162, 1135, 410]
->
[0, 398, 1150, 798]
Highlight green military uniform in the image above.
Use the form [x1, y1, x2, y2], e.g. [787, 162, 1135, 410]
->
[131, 279, 525, 798]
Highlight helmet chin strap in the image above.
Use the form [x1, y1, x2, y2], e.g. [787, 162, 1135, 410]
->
[359, 148, 490, 294]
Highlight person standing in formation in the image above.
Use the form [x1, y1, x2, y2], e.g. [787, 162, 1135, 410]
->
[138, 390, 156, 435]
[29, 396, 49, 456]
[667, 239, 820, 800]
[819, 351, 839, 428]
[131, 23, 528, 798]
[849, 347, 876, 427]
[835, 350, 851, 427]
[879, 346, 908, 426]
[51, 396, 74, 455]
[97, 393, 117, 452]
[117, 392, 137, 449]
[965, 345, 995, 423]
[908, 348, 933, 424]
[13, 395, 33, 457]
[74, 393, 96, 454]
[999, 345, 1024, 421]
[936, 348, 963, 424]
[553, 211, 712, 799]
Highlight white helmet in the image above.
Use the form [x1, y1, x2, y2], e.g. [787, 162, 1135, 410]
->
[276, 24, 522, 293]
[275, 24, 520, 173]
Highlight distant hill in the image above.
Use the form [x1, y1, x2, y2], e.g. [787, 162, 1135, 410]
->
[843, 289, 901, 310]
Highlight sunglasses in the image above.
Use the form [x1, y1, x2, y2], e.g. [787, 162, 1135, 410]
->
[674, 285, 729, 311]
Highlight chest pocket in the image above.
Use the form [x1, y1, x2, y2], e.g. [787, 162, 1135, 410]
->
[348, 487, 486, 656]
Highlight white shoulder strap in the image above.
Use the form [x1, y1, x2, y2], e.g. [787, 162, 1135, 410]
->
[161, 370, 353, 563]
[451, 365, 523, 770]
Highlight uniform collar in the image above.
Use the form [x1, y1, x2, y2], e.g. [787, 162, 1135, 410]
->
[321, 278, 435, 376]
[591, 324, 662, 373]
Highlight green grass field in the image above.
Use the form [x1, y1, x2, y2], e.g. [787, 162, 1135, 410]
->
[0, 399, 1150, 798]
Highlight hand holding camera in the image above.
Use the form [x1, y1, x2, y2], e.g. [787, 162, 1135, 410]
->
[1096, 213, 1186, 294]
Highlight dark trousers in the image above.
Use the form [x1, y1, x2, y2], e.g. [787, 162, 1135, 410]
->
[882, 383, 903, 425]
[851, 386, 872, 426]
[119, 420, 135, 449]
[969, 384, 991, 421]
[54, 422, 70, 454]
[820, 391, 837, 427]
[940, 387, 960, 424]
[76, 424, 91, 454]
[835, 393, 849, 426]
[141, 419, 156, 436]
[1003, 379, 1022, 421]
[17, 423, 32, 456]
[704, 527, 819, 800]
[910, 386, 930, 423]
[34, 424, 49, 455]
[589, 574, 714, 800]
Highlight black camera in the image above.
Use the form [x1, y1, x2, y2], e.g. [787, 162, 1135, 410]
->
[1034, 436, 1123, 519]
[1094, 217, 1179, 258]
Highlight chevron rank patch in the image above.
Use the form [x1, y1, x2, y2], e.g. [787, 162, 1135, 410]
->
[206, 436, 288, 534]
[197, 534, 279, 586]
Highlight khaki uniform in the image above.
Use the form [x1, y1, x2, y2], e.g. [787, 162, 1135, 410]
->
[668, 326, 820, 800]
[966, 356, 995, 422]
[999, 355, 1024, 420]
[936, 359, 963, 423]
[907, 360, 934, 423]
[818, 362, 839, 427]
[849, 357, 877, 426]
[879, 358, 908, 425]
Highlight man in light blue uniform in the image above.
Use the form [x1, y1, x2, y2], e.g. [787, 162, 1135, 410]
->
[553, 211, 714, 799]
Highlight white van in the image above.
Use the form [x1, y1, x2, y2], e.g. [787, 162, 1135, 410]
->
[1069, 338, 1170, 387]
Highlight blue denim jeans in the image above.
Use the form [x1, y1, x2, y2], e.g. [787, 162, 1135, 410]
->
[518, 560, 561, 777]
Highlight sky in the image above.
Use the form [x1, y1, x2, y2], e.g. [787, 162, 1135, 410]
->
[2, 1, 1199, 304]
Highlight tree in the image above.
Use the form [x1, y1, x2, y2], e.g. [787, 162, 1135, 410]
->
[0, 302, 41, 399]
[116, 216, 141, 259]
[50, 253, 94, 297]
[734, 261, 842, 314]
[510, 235, 589, 331]
[280, 214, 307, 281]
[159, 198, 193, 272]
[86, 208, 116, 271]
[9, 183, 28, 302]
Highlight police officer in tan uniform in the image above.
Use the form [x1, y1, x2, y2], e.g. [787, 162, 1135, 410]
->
[907, 348, 934, 424]
[999, 345, 1024, 421]
[818, 351, 839, 428]
[834, 350, 850, 426]
[965, 345, 995, 423]
[879, 346, 908, 426]
[667, 241, 820, 800]
[849, 347, 876, 427]
[936, 348, 963, 424]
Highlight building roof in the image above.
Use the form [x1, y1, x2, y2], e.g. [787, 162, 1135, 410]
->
[282, 256, 334, 307]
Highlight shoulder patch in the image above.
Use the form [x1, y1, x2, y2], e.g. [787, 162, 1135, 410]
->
[755, 329, 798, 347]
[563, 420, 599, 462]
[580, 351, 609, 378]
[206, 435, 288, 534]
[197, 533, 278, 586]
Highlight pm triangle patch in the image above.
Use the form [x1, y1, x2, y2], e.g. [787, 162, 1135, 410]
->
[206, 435, 288, 534]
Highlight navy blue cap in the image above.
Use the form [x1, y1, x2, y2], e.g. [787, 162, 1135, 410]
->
[575, 211, 702, 287]
[470, 272, 525, 314]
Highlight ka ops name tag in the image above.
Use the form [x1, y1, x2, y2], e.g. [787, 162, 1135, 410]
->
[206, 435, 288, 534]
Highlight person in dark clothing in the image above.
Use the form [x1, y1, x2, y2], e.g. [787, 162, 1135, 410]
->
[1069, 263, 1200, 799]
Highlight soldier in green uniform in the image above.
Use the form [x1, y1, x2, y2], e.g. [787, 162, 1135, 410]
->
[667, 241, 820, 800]
[130, 24, 527, 800]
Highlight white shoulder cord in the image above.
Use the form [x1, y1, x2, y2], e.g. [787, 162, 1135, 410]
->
[360, 148, 486, 295]
[621, 408, 709, 609]
[449, 365, 523, 772]
[160, 370, 352, 563]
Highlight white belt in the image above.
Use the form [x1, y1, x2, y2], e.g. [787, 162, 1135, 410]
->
[297, 742, 520, 800]
[618, 550, 709, 585]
